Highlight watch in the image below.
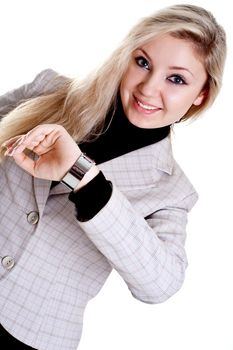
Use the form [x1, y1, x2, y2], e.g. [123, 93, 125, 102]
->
[61, 153, 95, 190]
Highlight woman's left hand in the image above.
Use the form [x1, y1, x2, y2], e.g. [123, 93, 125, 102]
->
[2, 124, 81, 181]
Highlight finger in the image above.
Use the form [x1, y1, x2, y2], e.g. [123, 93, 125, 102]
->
[9, 132, 48, 155]
[30, 142, 53, 155]
[2, 135, 24, 147]
[3, 135, 27, 156]
[12, 125, 61, 154]
[12, 151, 36, 176]
[2, 135, 24, 151]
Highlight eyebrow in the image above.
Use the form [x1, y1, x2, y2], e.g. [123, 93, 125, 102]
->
[139, 48, 151, 61]
[169, 66, 194, 77]
[137, 48, 194, 77]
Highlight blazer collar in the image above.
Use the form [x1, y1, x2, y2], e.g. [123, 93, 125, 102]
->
[98, 135, 174, 190]
[147, 135, 173, 174]
[100, 135, 174, 172]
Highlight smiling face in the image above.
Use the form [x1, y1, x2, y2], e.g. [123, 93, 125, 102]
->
[119, 34, 208, 128]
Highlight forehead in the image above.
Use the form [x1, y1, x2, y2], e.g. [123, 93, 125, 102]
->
[137, 34, 205, 71]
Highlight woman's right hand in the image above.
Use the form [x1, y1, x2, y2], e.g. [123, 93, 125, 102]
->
[2, 124, 82, 181]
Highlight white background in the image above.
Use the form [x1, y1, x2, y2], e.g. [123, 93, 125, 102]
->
[0, 1, 232, 349]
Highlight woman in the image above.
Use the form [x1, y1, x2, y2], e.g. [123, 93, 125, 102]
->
[0, 4, 226, 350]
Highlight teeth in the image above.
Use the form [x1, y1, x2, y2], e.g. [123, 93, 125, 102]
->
[137, 99, 157, 110]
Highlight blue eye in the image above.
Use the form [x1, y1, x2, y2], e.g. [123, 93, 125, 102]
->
[135, 56, 150, 70]
[168, 75, 187, 85]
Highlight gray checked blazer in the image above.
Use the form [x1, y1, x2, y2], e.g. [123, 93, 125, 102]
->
[0, 70, 198, 350]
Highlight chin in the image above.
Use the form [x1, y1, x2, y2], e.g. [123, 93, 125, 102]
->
[128, 116, 160, 129]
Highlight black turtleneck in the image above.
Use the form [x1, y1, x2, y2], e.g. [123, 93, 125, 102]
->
[79, 99, 170, 164]
[68, 100, 170, 221]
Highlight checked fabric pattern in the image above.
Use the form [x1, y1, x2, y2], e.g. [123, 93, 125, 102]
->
[0, 70, 198, 350]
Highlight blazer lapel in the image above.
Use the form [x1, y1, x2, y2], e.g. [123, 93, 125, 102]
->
[98, 136, 174, 190]
[33, 177, 52, 214]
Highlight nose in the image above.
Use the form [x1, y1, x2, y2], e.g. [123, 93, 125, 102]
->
[138, 73, 163, 99]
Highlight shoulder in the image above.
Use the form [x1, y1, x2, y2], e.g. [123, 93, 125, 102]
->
[0, 69, 69, 117]
[28, 69, 70, 95]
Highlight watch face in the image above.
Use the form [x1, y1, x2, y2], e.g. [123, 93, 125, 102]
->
[61, 153, 95, 190]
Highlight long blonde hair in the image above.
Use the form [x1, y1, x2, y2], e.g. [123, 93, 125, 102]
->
[0, 4, 226, 160]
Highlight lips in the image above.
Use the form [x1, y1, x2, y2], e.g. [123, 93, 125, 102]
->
[134, 96, 161, 111]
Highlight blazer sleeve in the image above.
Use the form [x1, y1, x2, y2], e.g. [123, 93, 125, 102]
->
[0, 69, 65, 117]
[77, 183, 198, 304]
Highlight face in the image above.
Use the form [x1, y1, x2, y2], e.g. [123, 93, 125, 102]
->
[120, 34, 207, 128]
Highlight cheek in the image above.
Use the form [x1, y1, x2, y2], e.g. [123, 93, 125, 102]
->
[121, 71, 134, 90]
[120, 72, 135, 103]
[120, 74, 130, 96]
[120, 79, 130, 114]
[165, 89, 197, 111]
[120, 80, 128, 104]
[164, 90, 183, 110]
[121, 65, 140, 89]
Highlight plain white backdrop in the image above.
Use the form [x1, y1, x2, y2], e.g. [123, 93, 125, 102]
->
[0, 1, 232, 349]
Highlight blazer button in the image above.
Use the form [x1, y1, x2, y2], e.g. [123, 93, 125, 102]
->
[27, 211, 39, 225]
[1, 256, 15, 270]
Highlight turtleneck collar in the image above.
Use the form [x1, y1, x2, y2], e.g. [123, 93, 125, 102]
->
[79, 98, 170, 164]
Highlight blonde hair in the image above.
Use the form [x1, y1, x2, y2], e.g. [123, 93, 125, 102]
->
[0, 4, 226, 160]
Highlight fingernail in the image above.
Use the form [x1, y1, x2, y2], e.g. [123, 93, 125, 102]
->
[4, 149, 14, 156]
[13, 137, 24, 148]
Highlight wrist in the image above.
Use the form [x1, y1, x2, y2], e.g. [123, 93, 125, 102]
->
[74, 165, 99, 191]
[61, 153, 97, 191]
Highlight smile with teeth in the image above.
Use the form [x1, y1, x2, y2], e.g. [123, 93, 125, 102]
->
[135, 98, 160, 111]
